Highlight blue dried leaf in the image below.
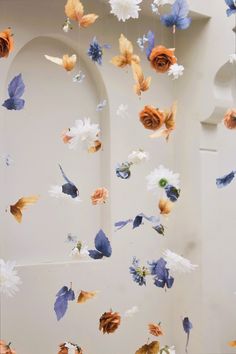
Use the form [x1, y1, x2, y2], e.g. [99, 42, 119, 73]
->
[2, 74, 25, 111]
[89, 229, 112, 259]
[225, 0, 236, 16]
[58, 164, 79, 198]
[160, 0, 191, 30]
[183, 317, 193, 353]
[54, 286, 75, 321]
[114, 219, 133, 230]
[133, 215, 143, 229]
[145, 31, 155, 59]
[216, 171, 235, 188]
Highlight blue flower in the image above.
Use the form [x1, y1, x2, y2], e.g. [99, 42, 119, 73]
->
[129, 257, 148, 286]
[225, 0, 236, 16]
[216, 171, 235, 188]
[116, 162, 131, 179]
[149, 258, 174, 289]
[165, 184, 180, 202]
[87, 37, 104, 65]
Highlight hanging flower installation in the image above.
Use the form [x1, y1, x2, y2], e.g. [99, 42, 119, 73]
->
[62, 118, 101, 153]
[44, 54, 77, 72]
[0, 28, 14, 58]
[0, 260, 21, 297]
[109, 0, 143, 22]
[64, 0, 98, 28]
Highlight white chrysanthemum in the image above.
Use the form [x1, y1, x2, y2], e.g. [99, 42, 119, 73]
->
[116, 104, 129, 118]
[124, 305, 139, 317]
[109, 0, 142, 22]
[168, 64, 184, 80]
[49, 185, 81, 203]
[163, 249, 198, 273]
[229, 53, 236, 64]
[0, 259, 21, 296]
[128, 149, 149, 165]
[65, 342, 77, 354]
[146, 165, 180, 192]
[67, 118, 100, 150]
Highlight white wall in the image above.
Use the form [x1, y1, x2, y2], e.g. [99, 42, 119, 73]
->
[0, 1, 235, 353]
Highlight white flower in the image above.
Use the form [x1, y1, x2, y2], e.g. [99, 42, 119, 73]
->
[67, 118, 100, 150]
[124, 306, 139, 317]
[73, 71, 85, 83]
[49, 185, 81, 203]
[168, 64, 184, 80]
[146, 165, 180, 192]
[69, 241, 89, 258]
[109, 0, 142, 22]
[63, 18, 72, 32]
[137, 34, 148, 50]
[128, 149, 149, 165]
[163, 249, 198, 273]
[0, 259, 21, 296]
[65, 342, 77, 354]
[116, 104, 129, 118]
[229, 53, 236, 64]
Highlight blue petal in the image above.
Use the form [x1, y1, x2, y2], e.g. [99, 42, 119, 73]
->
[216, 171, 235, 188]
[133, 215, 143, 229]
[94, 229, 112, 258]
[165, 184, 180, 202]
[183, 317, 193, 333]
[8, 74, 25, 98]
[145, 31, 155, 59]
[114, 219, 133, 230]
[62, 183, 79, 198]
[2, 98, 25, 110]
[160, 0, 191, 30]
[226, 7, 236, 15]
[88, 249, 103, 259]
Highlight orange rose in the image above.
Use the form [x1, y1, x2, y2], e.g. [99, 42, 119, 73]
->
[148, 323, 164, 337]
[91, 187, 109, 205]
[0, 28, 14, 58]
[139, 105, 165, 131]
[149, 45, 177, 73]
[0, 341, 16, 354]
[58, 343, 83, 354]
[224, 109, 236, 129]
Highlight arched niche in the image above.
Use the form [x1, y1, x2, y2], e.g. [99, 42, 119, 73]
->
[2, 35, 111, 265]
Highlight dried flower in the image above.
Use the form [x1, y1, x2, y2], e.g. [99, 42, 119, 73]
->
[0, 28, 14, 58]
[158, 198, 173, 215]
[99, 311, 121, 334]
[148, 323, 164, 336]
[139, 105, 165, 130]
[149, 45, 177, 73]
[91, 187, 109, 205]
[223, 109, 236, 129]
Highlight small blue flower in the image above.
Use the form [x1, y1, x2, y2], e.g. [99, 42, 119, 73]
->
[165, 184, 180, 202]
[129, 257, 148, 286]
[149, 258, 174, 289]
[116, 162, 131, 179]
[216, 171, 235, 188]
[87, 37, 108, 65]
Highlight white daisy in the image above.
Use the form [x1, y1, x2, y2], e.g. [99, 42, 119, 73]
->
[146, 165, 180, 192]
[163, 249, 198, 273]
[124, 305, 139, 317]
[128, 149, 149, 165]
[0, 259, 21, 296]
[49, 185, 81, 203]
[116, 104, 129, 118]
[66, 118, 100, 150]
[168, 64, 184, 80]
[229, 53, 236, 64]
[109, 0, 142, 22]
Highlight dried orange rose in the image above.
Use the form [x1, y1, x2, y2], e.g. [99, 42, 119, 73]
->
[148, 323, 164, 337]
[228, 340, 236, 347]
[139, 105, 165, 131]
[224, 109, 236, 129]
[0, 28, 14, 58]
[0, 341, 16, 354]
[91, 187, 109, 205]
[88, 140, 102, 153]
[99, 311, 121, 334]
[149, 45, 177, 73]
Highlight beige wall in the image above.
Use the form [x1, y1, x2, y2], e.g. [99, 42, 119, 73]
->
[0, 1, 235, 353]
